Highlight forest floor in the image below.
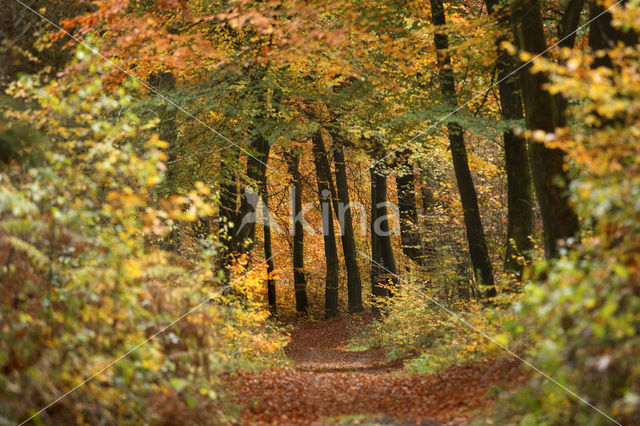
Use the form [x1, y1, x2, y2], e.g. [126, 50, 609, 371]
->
[227, 313, 527, 425]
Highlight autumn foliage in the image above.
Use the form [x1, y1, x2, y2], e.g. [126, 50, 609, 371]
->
[2, 0, 640, 424]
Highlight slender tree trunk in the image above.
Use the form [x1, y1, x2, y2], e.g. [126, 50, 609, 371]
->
[511, 0, 580, 258]
[332, 143, 364, 312]
[263, 222, 277, 313]
[485, 0, 533, 279]
[312, 130, 340, 318]
[217, 134, 270, 283]
[587, 0, 637, 133]
[288, 152, 309, 314]
[256, 142, 276, 314]
[430, 0, 497, 297]
[554, 0, 586, 128]
[370, 167, 387, 299]
[372, 163, 399, 293]
[396, 150, 423, 263]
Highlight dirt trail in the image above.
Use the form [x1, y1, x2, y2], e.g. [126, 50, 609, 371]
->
[228, 313, 526, 425]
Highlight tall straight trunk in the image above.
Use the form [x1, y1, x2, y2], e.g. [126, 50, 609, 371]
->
[511, 0, 580, 258]
[332, 143, 364, 312]
[263, 220, 276, 313]
[485, 0, 533, 278]
[554, 0, 586, 128]
[587, 0, 636, 132]
[430, 0, 497, 297]
[256, 142, 276, 314]
[396, 150, 423, 263]
[288, 152, 309, 314]
[372, 163, 399, 292]
[218, 135, 270, 282]
[312, 130, 340, 318]
[370, 167, 387, 299]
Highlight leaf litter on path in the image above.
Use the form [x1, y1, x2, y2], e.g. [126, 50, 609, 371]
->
[227, 313, 526, 425]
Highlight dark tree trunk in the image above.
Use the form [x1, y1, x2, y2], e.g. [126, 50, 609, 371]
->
[288, 152, 309, 314]
[396, 150, 423, 263]
[332, 143, 364, 312]
[263, 221, 277, 314]
[511, 0, 581, 258]
[485, 0, 533, 279]
[588, 0, 637, 69]
[218, 134, 270, 281]
[555, 0, 586, 127]
[372, 164, 399, 292]
[430, 0, 497, 297]
[370, 167, 388, 299]
[587, 0, 637, 132]
[312, 130, 340, 318]
[256, 142, 277, 314]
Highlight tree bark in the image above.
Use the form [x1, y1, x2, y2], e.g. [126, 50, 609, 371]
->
[511, 0, 581, 258]
[555, 0, 586, 127]
[370, 167, 388, 299]
[256, 141, 277, 314]
[312, 130, 340, 318]
[396, 150, 423, 263]
[485, 0, 533, 279]
[372, 163, 399, 293]
[588, 0, 636, 69]
[288, 152, 309, 314]
[332, 143, 364, 312]
[430, 0, 497, 297]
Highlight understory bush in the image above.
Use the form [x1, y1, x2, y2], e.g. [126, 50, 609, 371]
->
[0, 49, 287, 425]
[356, 279, 524, 373]
[501, 23, 640, 424]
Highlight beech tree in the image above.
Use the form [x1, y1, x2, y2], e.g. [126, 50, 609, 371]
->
[331, 139, 364, 312]
[485, 0, 533, 279]
[430, 0, 497, 297]
[312, 129, 340, 317]
[510, 0, 581, 258]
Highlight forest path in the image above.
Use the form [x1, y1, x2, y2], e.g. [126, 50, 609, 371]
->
[228, 313, 525, 425]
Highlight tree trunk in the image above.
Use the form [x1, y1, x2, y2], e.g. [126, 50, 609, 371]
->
[372, 164, 399, 293]
[217, 134, 270, 282]
[588, 0, 636, 69]
[555, 0, 586, 127]
[312, 130, 340, 318]
[485, 0, 533, 279]
[511, 0, 580, 258]
[430, 0, 497, 297]
[396, 150, 423, 263]
[288, 152, 309, 314]
[256, 141, 277, 314]
[370, 167, 388, 299]
[332, 143, 364, 312]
